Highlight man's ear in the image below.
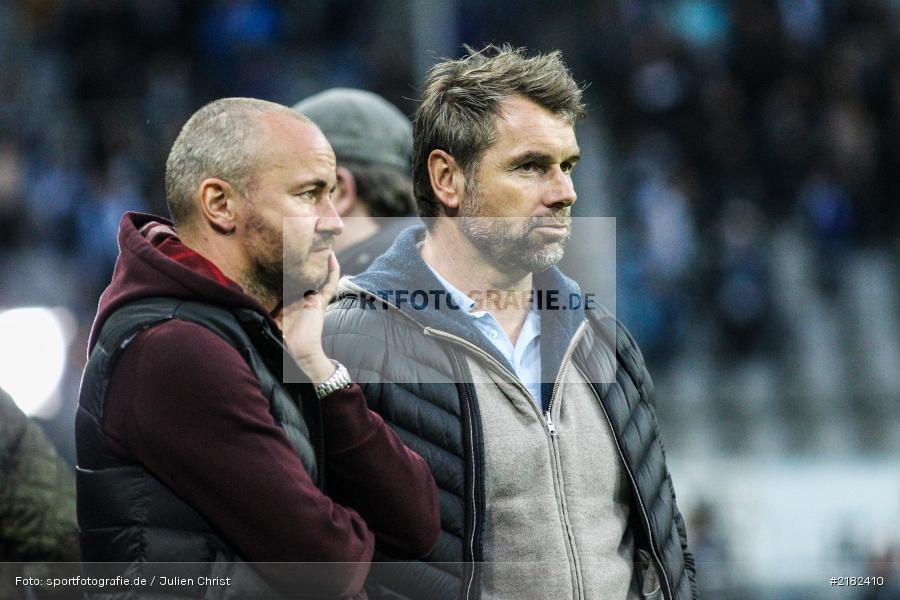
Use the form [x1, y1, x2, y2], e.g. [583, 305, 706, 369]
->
[333, 165, 357, 217]
[427, 149, 465, 211]
[197, 178, 240, 234]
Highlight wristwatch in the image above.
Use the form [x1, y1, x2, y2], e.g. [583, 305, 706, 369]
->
[315, 360, 352, 398]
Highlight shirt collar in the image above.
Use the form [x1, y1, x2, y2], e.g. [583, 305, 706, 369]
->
[425, 263, 478, 314]
[425, 262, 541, 325]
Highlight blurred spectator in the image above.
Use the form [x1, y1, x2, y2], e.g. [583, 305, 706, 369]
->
[0, 138, 26, 250]
[861, 544, 900, 600]
[0, 386, 79, 599]
[687, 500, 731, 596]
[797, 168, 855, 292]
[713, 197, 770, 356]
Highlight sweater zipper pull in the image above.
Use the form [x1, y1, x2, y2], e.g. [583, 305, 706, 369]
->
[545, 411, 557, 436]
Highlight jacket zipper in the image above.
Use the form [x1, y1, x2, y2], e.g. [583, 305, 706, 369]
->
[338, 283, 483, 597]
[341, 284, 657, 599]
[256, 318, 328, 490]
[425, 324, 590, 600]
[339, 282, 675, 598]
[574, 364, 673, 600]
[421, 328, 525, 600]
[546, 320, 589, 434]
[544, 320, 588, 600]
[453, 353, 480, 600]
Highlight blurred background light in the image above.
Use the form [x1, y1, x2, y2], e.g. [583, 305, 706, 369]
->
[0, 306, 75, 418]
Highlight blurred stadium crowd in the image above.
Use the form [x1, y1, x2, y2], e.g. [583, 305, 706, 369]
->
[1, 1, 899, 598]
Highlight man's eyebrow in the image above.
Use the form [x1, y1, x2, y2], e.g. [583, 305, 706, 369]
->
[508, 150, 581, 165]
[290, 178, 330, 191]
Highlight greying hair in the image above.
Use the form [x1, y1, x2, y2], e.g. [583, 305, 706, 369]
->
[412, 44, 585, 221]
[165, 97, 308, 225]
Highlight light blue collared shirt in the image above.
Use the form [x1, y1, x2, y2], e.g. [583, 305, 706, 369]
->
[427, 265, 542, 405]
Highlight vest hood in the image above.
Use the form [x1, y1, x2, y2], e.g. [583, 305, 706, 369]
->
[344, 224, 589, 406]
[88, 212, 276, 353]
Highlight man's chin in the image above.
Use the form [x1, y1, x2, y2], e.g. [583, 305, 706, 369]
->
[509, 241, 567, 272]
[467, 228, 567, 273]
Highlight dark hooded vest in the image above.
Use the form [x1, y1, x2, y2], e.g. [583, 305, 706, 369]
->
[76, 298, 321, 599]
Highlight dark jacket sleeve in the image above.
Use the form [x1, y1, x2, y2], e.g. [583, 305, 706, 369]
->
[103, 321, 378, 597]
[616, 320, 700, 599]
[674, 498, 700, 599]
[0, 388, 79, 563]
[318, 387, 441, 558]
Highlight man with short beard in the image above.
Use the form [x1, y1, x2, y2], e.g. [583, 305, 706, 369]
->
[76, 98, 440, 600]
[323, 47, 699, 600]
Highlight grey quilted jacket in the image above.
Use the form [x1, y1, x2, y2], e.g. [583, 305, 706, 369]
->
[322, 225, 699, 600]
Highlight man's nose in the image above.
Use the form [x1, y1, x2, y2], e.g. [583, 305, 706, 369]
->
[543, 165, 577, 208]
[317, 197, 344, 236]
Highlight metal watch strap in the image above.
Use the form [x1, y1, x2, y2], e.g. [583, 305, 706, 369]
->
[315, 360, 352, 398]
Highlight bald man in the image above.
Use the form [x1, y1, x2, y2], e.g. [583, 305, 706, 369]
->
[76, 98, 439, 600]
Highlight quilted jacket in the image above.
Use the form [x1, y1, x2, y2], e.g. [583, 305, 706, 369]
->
[322, 225, 699, 600]
[0, 387, 79, 599]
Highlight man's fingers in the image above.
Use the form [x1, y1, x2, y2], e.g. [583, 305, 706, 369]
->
[320, 252, 341, 302]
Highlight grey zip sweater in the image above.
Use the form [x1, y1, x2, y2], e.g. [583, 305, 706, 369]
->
[323, 225, 699, 600]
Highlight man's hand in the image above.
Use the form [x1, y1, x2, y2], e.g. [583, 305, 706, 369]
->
[282, 252, 341, 386]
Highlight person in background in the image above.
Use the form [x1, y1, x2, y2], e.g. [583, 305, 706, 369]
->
[293, 88, 417, 276]
[0, 386, 79, 599]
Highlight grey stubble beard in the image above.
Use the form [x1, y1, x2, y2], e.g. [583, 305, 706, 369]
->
[458, 183, 571, 273]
